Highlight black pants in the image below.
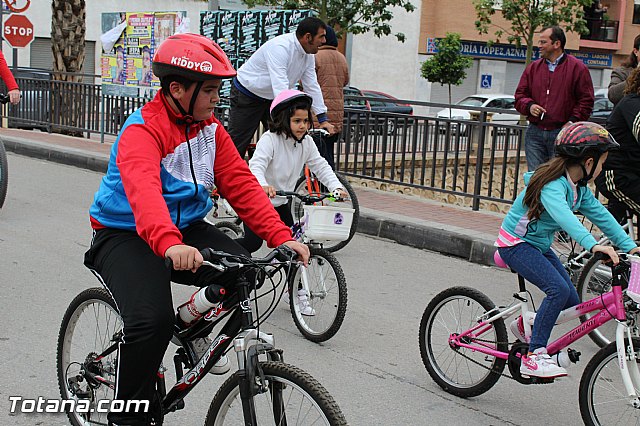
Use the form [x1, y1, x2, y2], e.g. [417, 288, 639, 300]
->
[595, 169, 640, 222]
[227, 84, 271, 158]
[322, 133, 339, 170]
[237, 203, 293, 253]
[84, 221, 251, 426]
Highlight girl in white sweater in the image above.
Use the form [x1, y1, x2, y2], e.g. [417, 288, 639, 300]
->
[238, 89, 346, 315]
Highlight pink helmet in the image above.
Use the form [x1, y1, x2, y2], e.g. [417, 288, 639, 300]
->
[270, 89, 312, 120]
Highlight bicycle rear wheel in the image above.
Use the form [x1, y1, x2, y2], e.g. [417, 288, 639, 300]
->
[57, 287, 123, 426]
[292, 172, 359, 253]
[0, 140, 8, 209]
[419, 286, 508, 398]
[579, 337, 640, 425]
[287, 247, 347, 342]
[204, 361, 347, 425]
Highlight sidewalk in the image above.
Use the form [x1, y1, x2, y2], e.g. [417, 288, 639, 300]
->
[1, 127, 503, 266]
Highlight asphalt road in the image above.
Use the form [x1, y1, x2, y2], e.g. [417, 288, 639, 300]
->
[0, 153, 597, 425]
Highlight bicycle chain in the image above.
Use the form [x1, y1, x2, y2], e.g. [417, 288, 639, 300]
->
[452, 337, 553, 384]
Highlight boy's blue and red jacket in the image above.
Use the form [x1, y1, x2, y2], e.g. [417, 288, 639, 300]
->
[89, 91, 292, 257]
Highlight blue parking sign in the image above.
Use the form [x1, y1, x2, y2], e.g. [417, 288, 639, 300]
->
[481, 74, 492, 89]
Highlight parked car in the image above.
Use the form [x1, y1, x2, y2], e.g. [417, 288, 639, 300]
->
[343, 85, 369, 110]
[6, 68, 52, 130]
[437, 94, 519, 123]
[594, 87, 608, 98]
[361, 90, 413, 115]
[589, 96, 614, 125]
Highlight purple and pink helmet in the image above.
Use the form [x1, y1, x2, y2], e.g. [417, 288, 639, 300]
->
[555, 121, 619, 158]
[270, 89, 312, 121]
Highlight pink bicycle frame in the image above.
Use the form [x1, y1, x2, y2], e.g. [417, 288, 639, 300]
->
[450, 285, 626, 360]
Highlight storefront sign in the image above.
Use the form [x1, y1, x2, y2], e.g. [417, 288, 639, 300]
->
[426, 38, 612, 68]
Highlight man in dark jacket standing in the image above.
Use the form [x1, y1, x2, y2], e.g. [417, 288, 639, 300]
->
[314, 26, 349, 169]
[515, 26, 594, 171]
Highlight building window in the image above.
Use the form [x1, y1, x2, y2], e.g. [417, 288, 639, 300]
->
[635, 0, 640, 24]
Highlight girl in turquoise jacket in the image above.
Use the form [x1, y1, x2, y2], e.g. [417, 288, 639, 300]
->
[496, 122, 640, 379]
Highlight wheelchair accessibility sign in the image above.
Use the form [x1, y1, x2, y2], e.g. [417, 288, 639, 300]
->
[480, 74, 492, 89]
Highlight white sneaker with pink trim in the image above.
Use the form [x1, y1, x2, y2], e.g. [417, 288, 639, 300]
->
[520, 348, 567, 378]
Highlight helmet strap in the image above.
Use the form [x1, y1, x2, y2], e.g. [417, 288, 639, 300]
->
[577, 153, 601, 187]
[169, 80, 205, 125]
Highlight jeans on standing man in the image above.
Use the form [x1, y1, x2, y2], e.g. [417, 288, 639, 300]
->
[524, 124, 562, 171]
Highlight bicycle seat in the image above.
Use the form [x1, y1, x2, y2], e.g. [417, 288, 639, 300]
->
[494, 250, 509, 269]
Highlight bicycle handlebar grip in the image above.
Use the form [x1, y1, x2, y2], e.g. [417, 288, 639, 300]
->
[592, 251, 612, 263]
[276, 244, 299, 262]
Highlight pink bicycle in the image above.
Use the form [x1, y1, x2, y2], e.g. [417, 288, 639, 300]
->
[419, 252, 640, 426]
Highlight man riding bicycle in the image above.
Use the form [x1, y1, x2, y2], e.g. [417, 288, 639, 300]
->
[84, 33, 308, 426]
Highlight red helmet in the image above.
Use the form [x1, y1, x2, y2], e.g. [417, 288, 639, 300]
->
[152, 33, 236, 81]
[555, 121, 619, 158]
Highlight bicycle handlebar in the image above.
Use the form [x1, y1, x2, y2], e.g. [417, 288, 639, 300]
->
[307, 128, 330, 136]
[0, 94, 9, 104]
[275, 189, 344, 204]
[164, 245, 299, 271]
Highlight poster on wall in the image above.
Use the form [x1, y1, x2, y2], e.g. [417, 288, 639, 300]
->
[238, 10, 261, 57]
[199, 9, 313, 105]
[101, 11, 188, 96]
[125, 13, 154, 87]
[260, 10, 283, 44]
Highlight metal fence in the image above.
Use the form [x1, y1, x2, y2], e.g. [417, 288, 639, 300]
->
[0, 70, 530, 210]
[339, 98, 528, 210]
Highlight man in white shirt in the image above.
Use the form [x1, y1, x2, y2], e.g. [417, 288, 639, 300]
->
[228, 17, 336, 158]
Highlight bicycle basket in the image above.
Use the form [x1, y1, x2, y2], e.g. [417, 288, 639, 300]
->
[627, 255, 640, 304]
[303, 205, 354, 242]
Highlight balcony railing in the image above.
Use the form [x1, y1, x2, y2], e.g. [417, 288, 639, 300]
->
[581, 18, 619, 43]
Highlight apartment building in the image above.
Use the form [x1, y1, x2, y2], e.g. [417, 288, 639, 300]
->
[350, 0, 639, 111]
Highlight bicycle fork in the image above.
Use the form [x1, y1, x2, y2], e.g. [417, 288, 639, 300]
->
[616, 323, 640, 407]
[234, 328, 283, 426]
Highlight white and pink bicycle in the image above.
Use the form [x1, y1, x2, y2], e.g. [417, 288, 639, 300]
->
[419, 252, 640, 426]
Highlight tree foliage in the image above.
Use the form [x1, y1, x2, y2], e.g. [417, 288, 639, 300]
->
[242, 0, 415, 42]
[420, 33, 473, 110]
[473, 0, 593, 64]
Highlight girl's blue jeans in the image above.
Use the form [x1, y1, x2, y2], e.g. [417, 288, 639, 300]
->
[498, 243, 580, 352]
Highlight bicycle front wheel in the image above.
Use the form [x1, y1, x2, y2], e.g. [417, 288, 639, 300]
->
[57, 287, 123, 426]
[215, 220, 245, 238]
[419, 286, 508, 398]
[204, 361, 347, 425]
[0, 140, 8, 209]
[579, 337, 640, 425]
[288, 247, 347, 342]
[293, 172, 359, 253]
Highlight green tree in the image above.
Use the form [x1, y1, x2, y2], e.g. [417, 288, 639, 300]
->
[242, 0, 415, 42]
[473, 0, 592, 65]
[420, 33, 473, 116]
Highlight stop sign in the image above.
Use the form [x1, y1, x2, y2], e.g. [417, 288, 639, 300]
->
[4, 14, 34, 48]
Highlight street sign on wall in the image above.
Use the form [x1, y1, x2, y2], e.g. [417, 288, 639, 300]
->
[4, 14, 34, 48]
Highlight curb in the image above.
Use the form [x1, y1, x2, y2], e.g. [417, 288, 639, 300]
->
[356, 212, 495, 266]
[4, 136, 496, 266]
[3, 135, 109, 173]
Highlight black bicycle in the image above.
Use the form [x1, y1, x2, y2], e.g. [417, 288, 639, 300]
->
[56, 246, 347, 425]
[0, 94, 10, 209]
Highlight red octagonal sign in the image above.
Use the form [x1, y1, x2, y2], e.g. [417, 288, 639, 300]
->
[4, 14, 34, 48]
